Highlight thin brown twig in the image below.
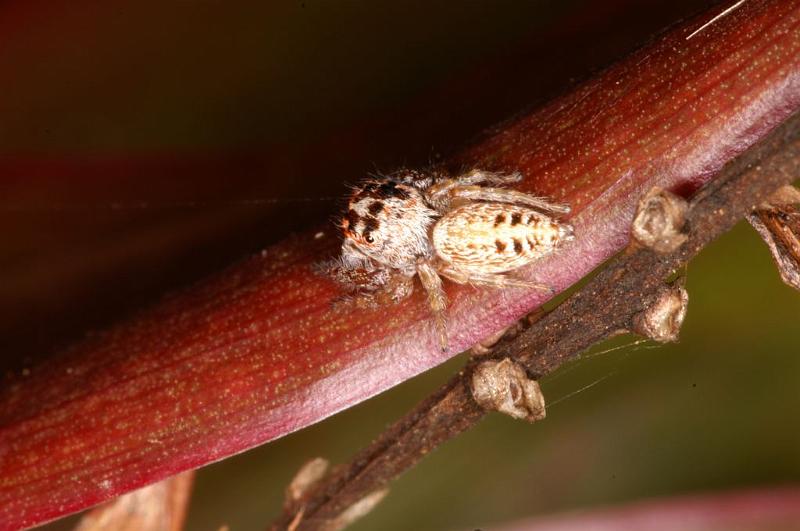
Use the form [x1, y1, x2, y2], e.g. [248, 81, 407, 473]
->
[271, 111, 800, 531]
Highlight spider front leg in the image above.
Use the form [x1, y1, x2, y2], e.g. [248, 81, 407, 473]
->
[353, 274, 415, 309]
[326, 260, 414, 309]
[456, 169, 524, 186]
[439, 266, 555, 294]
[426, 170, 523, 209]
[416, 260, 449, 351]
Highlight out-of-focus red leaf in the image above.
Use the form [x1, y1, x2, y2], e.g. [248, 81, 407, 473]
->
[1, 0, 799, 528]
[491, 487, 800, 531]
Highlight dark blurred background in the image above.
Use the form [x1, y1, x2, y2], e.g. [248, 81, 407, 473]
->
[2, 1, 797, 530]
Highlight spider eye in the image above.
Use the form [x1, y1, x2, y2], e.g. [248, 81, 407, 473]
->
[364, 233, 374, 243]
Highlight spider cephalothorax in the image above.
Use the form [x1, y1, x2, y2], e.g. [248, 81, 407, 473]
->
[328, 168, 574, 350]
[339, 175, 438, 275]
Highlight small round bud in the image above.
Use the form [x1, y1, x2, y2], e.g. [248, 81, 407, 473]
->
[285, 457, 330, 508]
[633, 284, 689, 343]
[471, 358, 546, 422]
[632, 187, 689, 253]
[326, 489, 389, 531]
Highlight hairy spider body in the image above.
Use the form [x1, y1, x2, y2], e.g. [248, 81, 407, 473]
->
[433, 202, 568, 274]
[328, 169, 574, 350]
[340, 177, 437, 275]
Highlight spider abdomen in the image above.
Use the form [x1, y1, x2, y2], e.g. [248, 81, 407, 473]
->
[432, 202, 572, 274]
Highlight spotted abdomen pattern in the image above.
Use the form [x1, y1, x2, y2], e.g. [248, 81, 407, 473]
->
[432, 202, 573, 274]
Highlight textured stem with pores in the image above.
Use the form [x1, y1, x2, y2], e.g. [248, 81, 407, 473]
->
[1, 0, 799, 528]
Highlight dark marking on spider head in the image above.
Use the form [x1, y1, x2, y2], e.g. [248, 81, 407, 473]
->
[391, 169, 439, 189]
[368, 201, 385, 216]
[352, 180, 411, 203]
[361, 216, 380, 243]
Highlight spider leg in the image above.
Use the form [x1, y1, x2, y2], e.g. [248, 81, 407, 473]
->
[417, 261, 449, 351]
[325, 259, 415, 309]
[426, 171, 523, 207]
[440, 266, 554, 294]
[457, 169, 523, 186]
[444, 185, 570, 214]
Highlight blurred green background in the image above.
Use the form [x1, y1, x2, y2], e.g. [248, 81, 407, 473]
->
[2, 1, 796, 530]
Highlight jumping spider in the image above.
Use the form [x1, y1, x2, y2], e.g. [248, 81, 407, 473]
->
[326, 168, 574, 350]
